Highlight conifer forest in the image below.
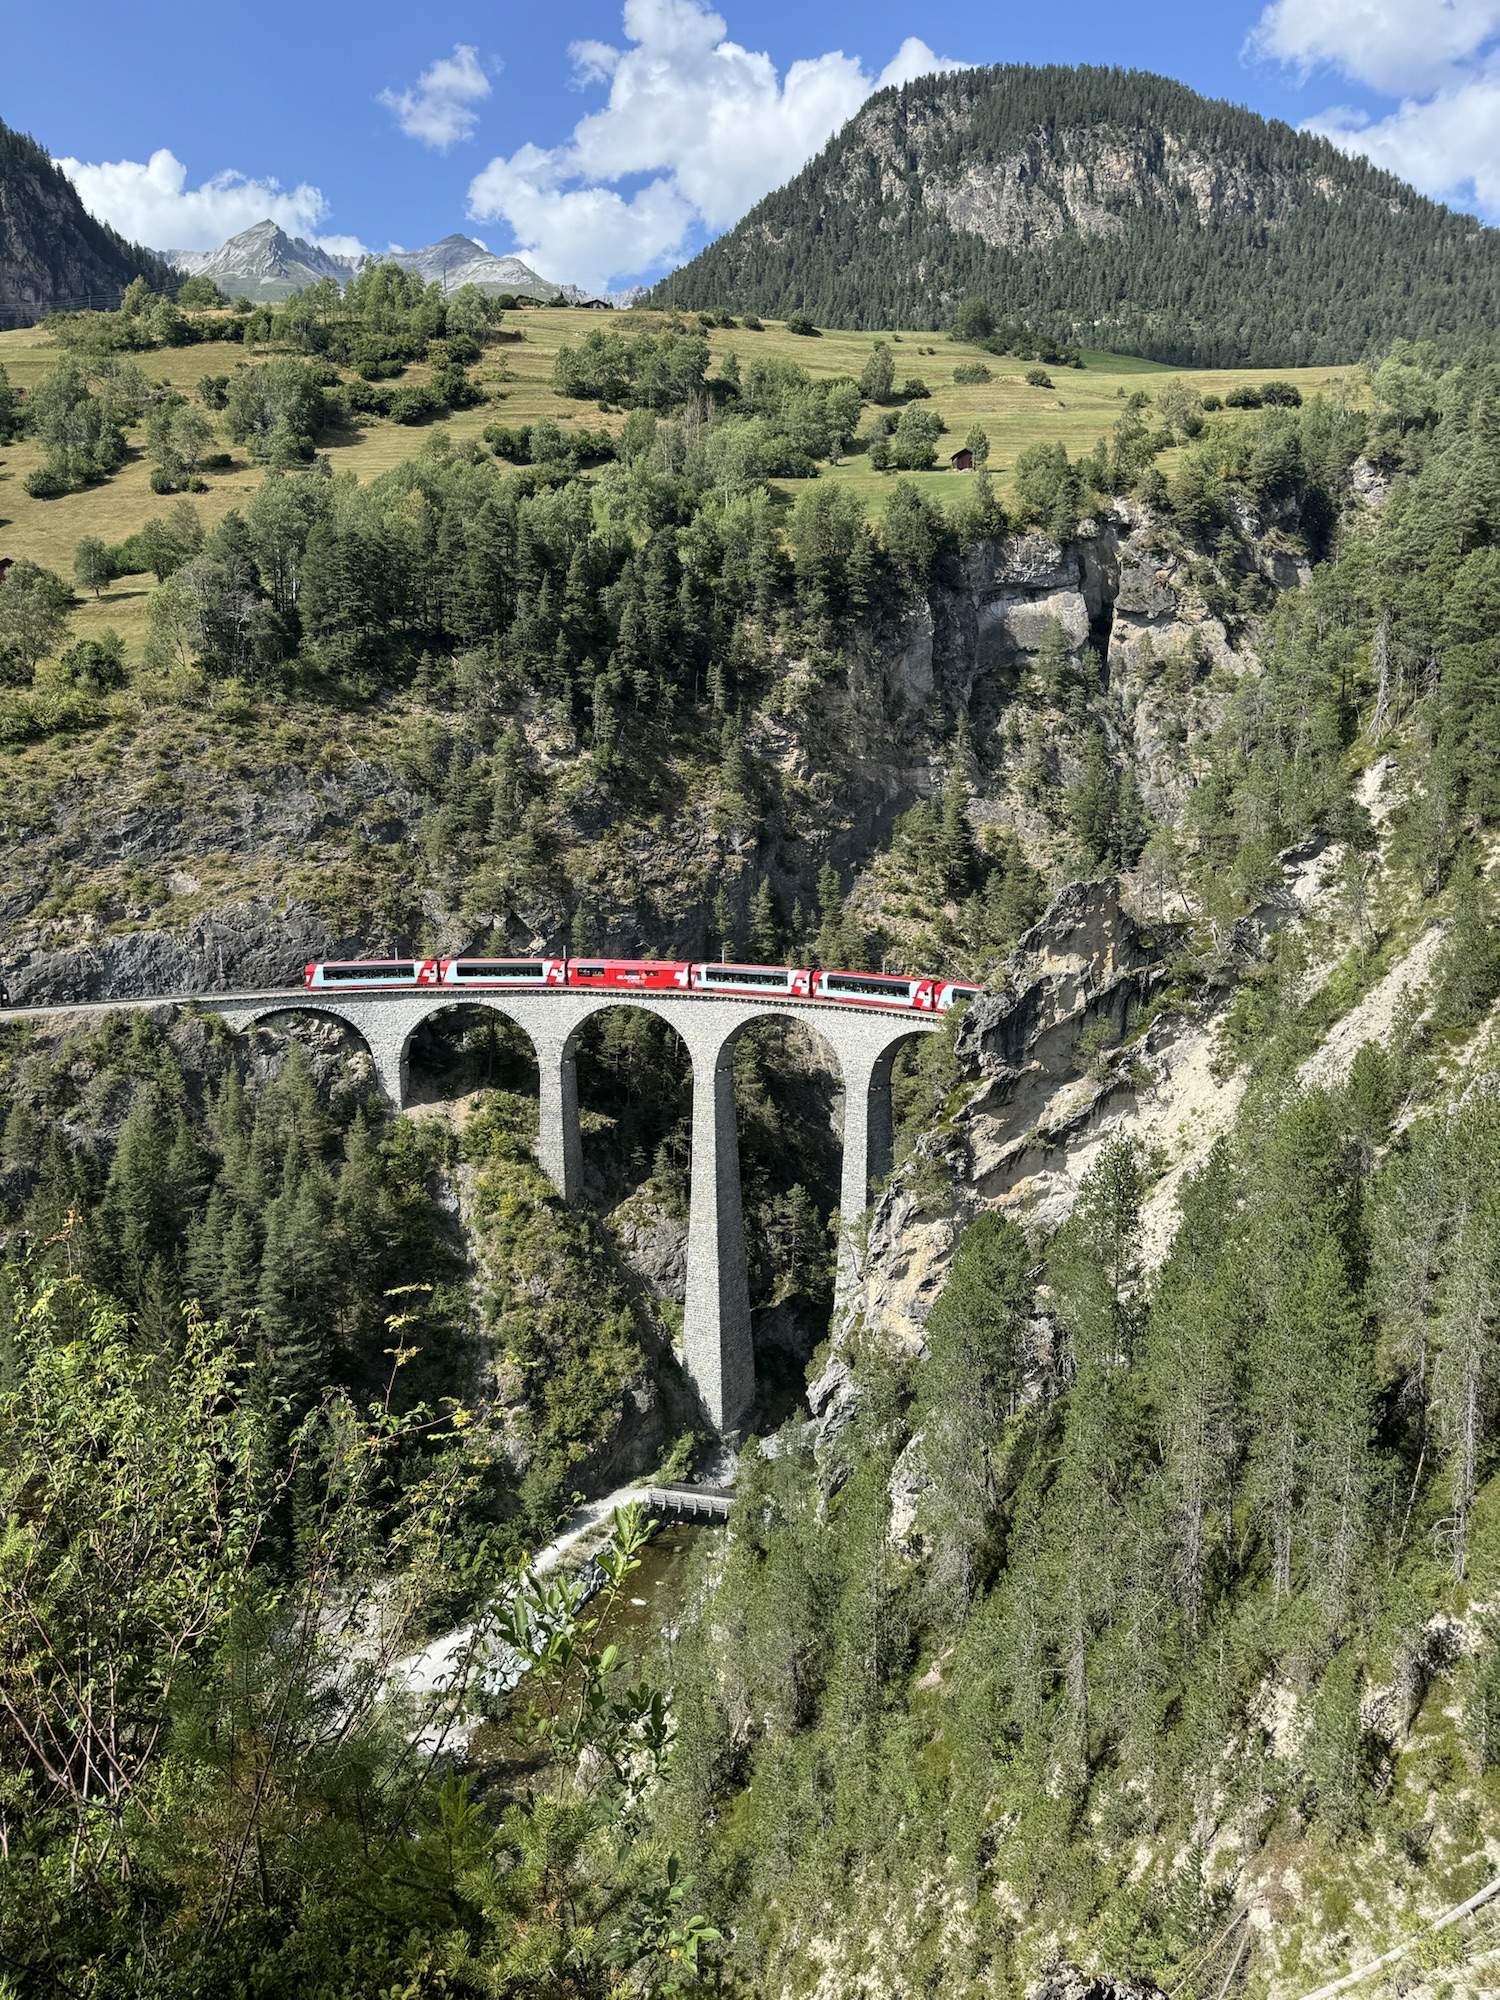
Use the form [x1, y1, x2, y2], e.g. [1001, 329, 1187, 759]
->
[5, 53, 1500, 2000]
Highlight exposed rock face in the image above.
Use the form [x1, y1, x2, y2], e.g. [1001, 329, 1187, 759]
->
[0, 118, 171, 318]
[8, 900, 344, 1004]
[610, 1192, 688, 1300]
[922, 125, 1333, 253]
[1028, 1966, 1167, 2000]
[841, 882, 1165, 1356]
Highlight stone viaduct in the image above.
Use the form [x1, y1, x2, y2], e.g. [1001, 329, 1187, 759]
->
[179, 986, 942, 1432]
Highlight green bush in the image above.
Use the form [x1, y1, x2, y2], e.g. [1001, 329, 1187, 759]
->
[23, 464, 70, 499]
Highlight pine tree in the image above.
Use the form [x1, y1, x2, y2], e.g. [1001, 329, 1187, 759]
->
[99, 1097, 175, 1297]
[937, 735, 978, 896]
[748, 877, 782, 962]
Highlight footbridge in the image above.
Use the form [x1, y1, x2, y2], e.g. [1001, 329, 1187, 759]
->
[2, 985, 939, 1431]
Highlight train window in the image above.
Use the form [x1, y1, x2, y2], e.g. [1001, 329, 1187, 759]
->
[573, 966, 605, 978]
[704, 965, 788, 986]
[455, 961, 544, 977]
[824, 974, 912, 997]
[323, 963, 414, 980]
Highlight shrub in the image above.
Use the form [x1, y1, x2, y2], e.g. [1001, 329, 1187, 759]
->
[1259, 379, 1303, 407]
[953, 361, 992, 385]
[1025, 367, 1054, 389]
[1201, 392, 1223, 411]
[900, 378, 930, 400]
[176, 273, 224, 308]
[389, 385, 444, 425]
[24, 465, 69, 499]
[785, 311, 819, 336]
[888, 404, 945, 471]
[149, 468, 180, 494]
[1225, 385, 1263, 409]
[741, 313, 763, 331]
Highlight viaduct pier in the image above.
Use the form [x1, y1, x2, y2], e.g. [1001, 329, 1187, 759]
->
[1, 986, 941, 1431]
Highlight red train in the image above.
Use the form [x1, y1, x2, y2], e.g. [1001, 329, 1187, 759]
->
[303, 956, 981, 1014]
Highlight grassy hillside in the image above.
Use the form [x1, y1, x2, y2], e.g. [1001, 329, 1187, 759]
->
[0, 307, 1345, 656]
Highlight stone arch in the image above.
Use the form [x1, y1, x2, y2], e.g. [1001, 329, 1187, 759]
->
[210, 985, 943, 1434]
[558, 1000, 696, 1210]
[233, 1000, 395, 1102]
[391, 996, 543, 1115]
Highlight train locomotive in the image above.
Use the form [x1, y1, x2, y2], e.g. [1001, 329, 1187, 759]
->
[305, 956, 981, 1014]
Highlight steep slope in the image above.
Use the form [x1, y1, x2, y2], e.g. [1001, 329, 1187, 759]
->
[0, 118, 175, 320]
[166, 219, 360, 302]
[655, 63, 1500, 364]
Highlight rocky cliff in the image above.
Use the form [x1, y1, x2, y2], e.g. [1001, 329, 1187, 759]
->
[0, 486, 1275, 1007]
[654, 64, 1500, 364]
[0, 495, 1259, 1006]
[0, 117, 173, 319]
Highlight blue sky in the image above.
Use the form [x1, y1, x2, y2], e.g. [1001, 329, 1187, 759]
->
[7, 0, 1499, 291]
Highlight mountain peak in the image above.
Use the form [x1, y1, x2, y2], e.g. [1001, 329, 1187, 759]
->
[655, 60, 1500, 366]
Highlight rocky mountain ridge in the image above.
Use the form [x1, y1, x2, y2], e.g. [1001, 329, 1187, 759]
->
[655, 63, 1500, 363]
[163, 219, 628, 306]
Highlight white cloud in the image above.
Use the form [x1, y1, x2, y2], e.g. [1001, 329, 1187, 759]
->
[467, 0, 967, 291]
[1248, 0, 1500, 95]
[1306, 75, 1500, 213]
[57, 147, 339, 253]
[379, 44, 493, 150]
[1249, 0, 1500, 218]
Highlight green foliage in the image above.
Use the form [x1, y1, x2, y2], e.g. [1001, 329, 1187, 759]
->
[654, 64, 1500, 365]
[222, 357, 331, 461]
[0, 559, 72, 683]
[644, 1053, 1500, 1986]
[859, 340, 896, 403]
[552, 324, 710, 409]
[0, 1259, 712, 1996]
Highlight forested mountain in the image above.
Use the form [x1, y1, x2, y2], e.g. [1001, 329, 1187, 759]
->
[654, 64, 1500, 365]
[9, 263, 1500, 1989]
[0, 117, 175, 320]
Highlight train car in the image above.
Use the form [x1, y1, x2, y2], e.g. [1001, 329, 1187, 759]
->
[811, 970, 980, 1012]
[305, 959, 440, 989]
[564, 958, 692, 991]
[439, 958, 565, 988]
[812, 968, 937, 1009]
[934, 980, 983, 1012]
[688, 962, 812, 998]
